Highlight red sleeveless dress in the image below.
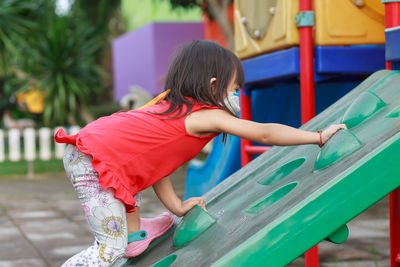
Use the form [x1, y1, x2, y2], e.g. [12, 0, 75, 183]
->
[55, 101, 219, 212]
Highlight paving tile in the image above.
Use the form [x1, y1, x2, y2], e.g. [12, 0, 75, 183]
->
[0, 258, 47, 267]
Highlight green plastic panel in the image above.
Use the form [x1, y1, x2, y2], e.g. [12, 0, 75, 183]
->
[341, 91, 387, 128]
[126, 70, 400, 267]
[386, 105, 400, 118]
[326, 224, 349, 244]
[151, 254, 177, 267]
[314, 130, 363, 170]
[257, 158, 306, 185]
[173, 205, 216, 248]
[245, 182, 298, 214]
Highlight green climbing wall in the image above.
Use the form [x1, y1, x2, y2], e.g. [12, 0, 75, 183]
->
[127, 70, 400, 267]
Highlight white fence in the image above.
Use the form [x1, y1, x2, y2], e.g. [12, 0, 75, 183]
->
[0, 126, 81, 163]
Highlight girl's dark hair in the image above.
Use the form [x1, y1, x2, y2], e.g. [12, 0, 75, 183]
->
[157, 40, 245, 118]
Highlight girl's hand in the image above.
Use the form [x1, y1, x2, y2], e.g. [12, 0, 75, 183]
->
[321, 124, 348, 145]
[175, 197, 207, 217]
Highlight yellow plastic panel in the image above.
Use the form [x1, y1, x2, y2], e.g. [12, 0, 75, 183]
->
[234, 0, 385, 59]
[234, 0, 299, 59]
[314, 0, 385, 45]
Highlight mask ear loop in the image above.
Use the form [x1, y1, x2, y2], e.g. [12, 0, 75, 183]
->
[137, 89, 171, 110]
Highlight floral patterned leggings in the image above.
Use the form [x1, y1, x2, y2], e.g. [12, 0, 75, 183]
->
[62, 144, 142, 267]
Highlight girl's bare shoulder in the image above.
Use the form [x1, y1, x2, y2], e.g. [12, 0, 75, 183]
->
[190, 108, 232, 121]
[185, 108, 233, 135]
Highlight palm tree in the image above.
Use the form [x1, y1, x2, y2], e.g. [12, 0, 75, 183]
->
[0, 0, 44, 76]
[2, 0, 119, 126]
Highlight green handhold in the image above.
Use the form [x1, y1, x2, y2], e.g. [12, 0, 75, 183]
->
[173, 205, 216, 247]
[245, 182, 298, 215]
[315, 130, 362, 170]
[386, 105, 400, 118]
[151, 255, 177, 267]
[326, 224, 349, 244]
[257, 158, 306, 186]
[341, 91, 386, 129]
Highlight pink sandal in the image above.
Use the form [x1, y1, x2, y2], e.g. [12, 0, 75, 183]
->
[124, 212, 174, 258]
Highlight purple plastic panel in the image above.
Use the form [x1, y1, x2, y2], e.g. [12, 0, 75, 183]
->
[112, 22, 204, 100]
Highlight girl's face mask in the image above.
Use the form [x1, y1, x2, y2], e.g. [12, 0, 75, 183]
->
[224, 92, 240, 115]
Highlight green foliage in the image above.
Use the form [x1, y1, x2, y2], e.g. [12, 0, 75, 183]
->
[168, 0, 234, 20]
[0, 0, 45, 76]
[13, 12, 103, 126]
[0, 0, 121, 126]
[169, 0, 201, 9]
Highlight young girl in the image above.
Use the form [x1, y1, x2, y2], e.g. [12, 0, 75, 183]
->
[55, 40, 346, 266]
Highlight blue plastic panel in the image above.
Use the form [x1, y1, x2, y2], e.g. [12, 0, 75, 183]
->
[385, 26, 400, 62]
[242, 46, 384, 92]
[315, 45, 385, 74]
[242, 47, 300, 86]
[393, 62, 400, 70]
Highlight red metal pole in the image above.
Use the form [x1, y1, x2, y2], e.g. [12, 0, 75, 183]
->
[385, 2, 400, 28]
[299, 0, 316, 125]
[240, 89, 253, 166]
[299, 0, 318, 266]
[389, 191, 400, 266]
[384, 2, 400, 266]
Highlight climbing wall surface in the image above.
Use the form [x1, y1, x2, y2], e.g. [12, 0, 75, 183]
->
[127, 70, 400, 267]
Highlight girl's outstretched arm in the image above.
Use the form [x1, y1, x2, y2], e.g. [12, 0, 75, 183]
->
[186, 109, 346, 146]
[152, 177, 207, 217]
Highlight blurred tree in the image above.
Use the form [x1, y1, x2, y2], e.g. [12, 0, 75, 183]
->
[74, 0, 124, 101]
[1, 0, 122, 126]
[0, 0, 49, 125]
[74, 0, 122, 35]
[0, 1, 46, 76]
[169, 0, 234, 49]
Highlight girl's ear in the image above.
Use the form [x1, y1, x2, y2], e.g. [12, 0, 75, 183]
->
[210, 77, 217, 92]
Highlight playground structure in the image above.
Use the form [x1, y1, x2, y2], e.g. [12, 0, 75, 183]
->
[182, 0, 400, 266]
[239, 0, 400, 266]
[186, 1, 385, 201]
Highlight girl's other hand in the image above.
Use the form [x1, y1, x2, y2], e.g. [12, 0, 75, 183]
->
[321, 124, 348, 145]
[176, 197, 207, 217]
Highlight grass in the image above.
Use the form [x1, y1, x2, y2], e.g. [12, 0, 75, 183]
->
[0, 159, 64, 176]
[0, 150, 209, 177]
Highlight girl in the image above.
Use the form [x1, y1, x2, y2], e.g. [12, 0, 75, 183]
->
[55, 40, 346, 266]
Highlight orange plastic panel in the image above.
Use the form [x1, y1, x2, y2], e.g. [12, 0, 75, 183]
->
[314, 0, 385, 45]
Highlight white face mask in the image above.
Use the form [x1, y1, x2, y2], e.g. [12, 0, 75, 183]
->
[224, 92, 240, 115]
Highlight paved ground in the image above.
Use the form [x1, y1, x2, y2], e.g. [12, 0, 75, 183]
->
[0, 164, 391, 267]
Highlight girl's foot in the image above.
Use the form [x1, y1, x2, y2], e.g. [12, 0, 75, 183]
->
[124, 212, 174, 258]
